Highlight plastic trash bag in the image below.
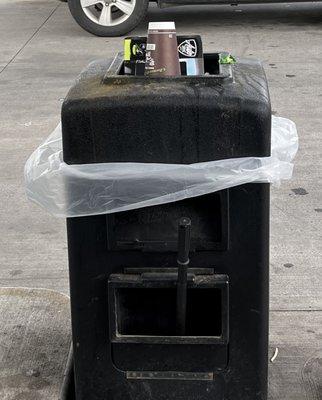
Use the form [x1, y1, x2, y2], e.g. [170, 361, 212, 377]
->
[24, 116, 298, 218]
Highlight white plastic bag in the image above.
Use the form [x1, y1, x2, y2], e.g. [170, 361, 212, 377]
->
[24, 116, 298, 218]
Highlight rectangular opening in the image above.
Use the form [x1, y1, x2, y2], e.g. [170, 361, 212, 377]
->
[107, 191, 229, 252]
[115, 287, 222, 337]
[203, 53, 220, 75]
[116, 54, 220, 77]
[104, 52, 232, 80]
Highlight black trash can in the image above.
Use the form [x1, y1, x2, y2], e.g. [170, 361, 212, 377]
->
[62, 52, 271, 400]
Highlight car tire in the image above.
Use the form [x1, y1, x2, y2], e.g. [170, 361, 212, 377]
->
[68, 0, 149, 37]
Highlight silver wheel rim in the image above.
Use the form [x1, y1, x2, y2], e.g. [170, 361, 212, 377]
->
[80, 0, 136, 27]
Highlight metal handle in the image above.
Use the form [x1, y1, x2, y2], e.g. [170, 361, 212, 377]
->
[176, 217, 191, 335]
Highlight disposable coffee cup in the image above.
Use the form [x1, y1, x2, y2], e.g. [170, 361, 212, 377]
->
[145, 22, 181, 77]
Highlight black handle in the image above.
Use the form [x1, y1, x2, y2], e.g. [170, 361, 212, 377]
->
[176, 217, 191, 336]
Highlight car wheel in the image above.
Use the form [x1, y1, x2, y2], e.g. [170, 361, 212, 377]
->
[68, 0, 149, 37]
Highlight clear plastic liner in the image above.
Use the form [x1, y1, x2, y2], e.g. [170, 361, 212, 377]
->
[24, 116, 298, 218]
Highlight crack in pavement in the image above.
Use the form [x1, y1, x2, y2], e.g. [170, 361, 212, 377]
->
[0, 3, 61, 76]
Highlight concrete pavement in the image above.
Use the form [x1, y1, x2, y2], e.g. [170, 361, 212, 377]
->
[0, 1, 321, 397]
[1, 0, 321, 305]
